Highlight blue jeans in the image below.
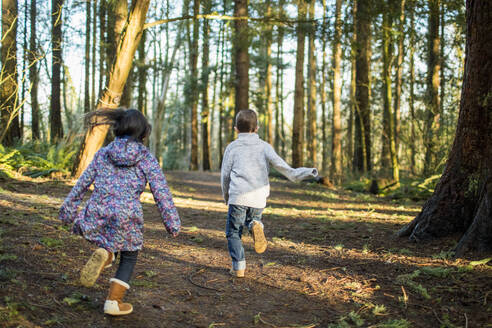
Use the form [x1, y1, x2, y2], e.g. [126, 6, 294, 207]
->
[114, 250, 138, 284]
[226, 204, 264, 270]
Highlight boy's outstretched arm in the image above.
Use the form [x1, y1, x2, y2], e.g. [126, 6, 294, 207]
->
[141, 152, 181, 236]
[265, 144, 318, 182]
[59, 150, 101, 225]
[220, 147, 233, 204]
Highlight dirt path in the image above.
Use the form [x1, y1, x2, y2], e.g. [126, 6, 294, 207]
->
[0, 172, 490, 327]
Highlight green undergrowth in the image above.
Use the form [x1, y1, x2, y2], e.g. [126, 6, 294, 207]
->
[344, 175, 441, 201]
[0, 140, 78, 179]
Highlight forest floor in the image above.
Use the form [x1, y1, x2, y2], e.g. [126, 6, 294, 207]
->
[0, 171, 491, 328]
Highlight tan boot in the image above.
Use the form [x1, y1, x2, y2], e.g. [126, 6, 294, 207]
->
[104, 278, 133, 316]
[229, 268, 245, 278]
[251, 221, 267, 254]
[80, 248, 114, 287]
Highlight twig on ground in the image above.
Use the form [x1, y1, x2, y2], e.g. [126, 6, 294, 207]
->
[432, 309, 444, 325]
[484, 291, 490, 306]
[188, 268, 223, 292]
[464, 313, 468, 328]
[255, 312, 317, 328]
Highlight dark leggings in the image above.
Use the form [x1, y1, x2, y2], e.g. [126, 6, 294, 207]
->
[114, 250, 138, 284]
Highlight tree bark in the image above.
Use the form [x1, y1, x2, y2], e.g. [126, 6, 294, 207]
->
[292, 0, 307, 168]
[409, 1, 417, 175]
[0, 0, 21, 146]
[73, 0, 150, 177]
[331, 0, 343, 183]
[233, 0, 249, 113]
[423, 0, 441, 176]
[29, 0, 40, 140]
[399, 0, 492, 256]
[353, 0, 372, 173]
[50, 0, 64, 143]
[348, 0, 357, 173]
[320, 0, 328, 174]
[137, 29, 147, 114]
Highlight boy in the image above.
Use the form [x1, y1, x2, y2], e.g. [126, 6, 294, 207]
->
[221, 109, 318, 277]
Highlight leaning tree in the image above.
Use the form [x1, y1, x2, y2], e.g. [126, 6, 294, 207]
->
[399, 0, 492, 256]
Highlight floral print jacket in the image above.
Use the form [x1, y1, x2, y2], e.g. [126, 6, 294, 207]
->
[59, 137, 181, 251]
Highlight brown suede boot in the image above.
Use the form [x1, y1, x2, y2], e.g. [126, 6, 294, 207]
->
[80, 248, 114, 287]
[104, 278, 133, 315]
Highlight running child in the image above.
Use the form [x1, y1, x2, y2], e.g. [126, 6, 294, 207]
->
[221, 109, 317, 277]
[59, 108, 180, 315]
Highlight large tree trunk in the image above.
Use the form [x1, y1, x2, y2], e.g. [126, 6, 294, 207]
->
[0, 0, 21, 146]
[73, 0, 150, 177]
[137, 29, 147, 115]
[50, 0, 64, 143]
[423, 0, 441, 176]
[306, 0, 317, 167]
[233, 0, 249, 113]
[331, 0, 343, 183]
[29, 0, 40, 140]
[399, 0, 492, 256]
[292, 0, 307, 168]
[353, 0, 372, 173]
[348, 0, 357, 173]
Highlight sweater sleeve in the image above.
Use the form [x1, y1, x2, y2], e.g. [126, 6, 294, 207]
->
[140, 151, 181, 234]
[265, 143, 318, 182]
[220, 145, 233, 204]
[59, 150, 101, 225]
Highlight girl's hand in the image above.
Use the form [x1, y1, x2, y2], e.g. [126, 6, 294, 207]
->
[171, 231, 179, 238]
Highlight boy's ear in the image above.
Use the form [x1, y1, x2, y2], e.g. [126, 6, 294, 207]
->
[254, 126, 259, 133]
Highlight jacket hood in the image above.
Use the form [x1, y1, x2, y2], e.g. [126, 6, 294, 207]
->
[106, 137, 146, 167]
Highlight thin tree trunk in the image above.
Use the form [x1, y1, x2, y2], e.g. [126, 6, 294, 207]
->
[50, 0, 64, 143]
[201, 0, 212, 170]
[30, 0, 40, 140]
[264, 0, 273, 145]
[189, 0, 200, 170]
[394, 0, 405, 157]
[99, 0, 106, 100]
[84, 0, 91, 113]
[91, 0, 96, 108]
[320, 0, 328, 173]
[423, 0, 441, 176]
[331, 0, 343, 183]
[234, 0, 249, 113]
[292, 0, 307, 168]
[409, 2, 417, 175]
[348, 0, 357, 173]
[73, 0, 151, 177]
[274, 0, 285, 155]
[306, 0, 317, 167]
[137, 29, 147, 114]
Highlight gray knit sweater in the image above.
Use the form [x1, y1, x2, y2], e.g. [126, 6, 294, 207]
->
[221, 133, 318, 208]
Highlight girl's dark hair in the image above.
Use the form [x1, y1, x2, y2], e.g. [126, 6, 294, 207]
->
[85, 108, 152, 142]
[235, 109, 258, 133]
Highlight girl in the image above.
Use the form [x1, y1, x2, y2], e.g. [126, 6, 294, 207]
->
[59, 108, 180, 316]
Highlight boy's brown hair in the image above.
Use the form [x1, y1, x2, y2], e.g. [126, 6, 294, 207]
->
[235, 109, 258, 133]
